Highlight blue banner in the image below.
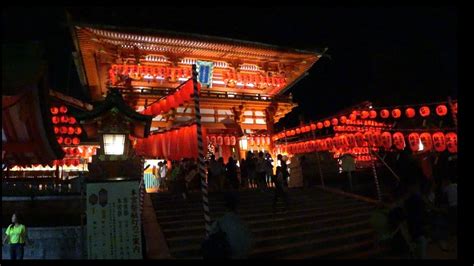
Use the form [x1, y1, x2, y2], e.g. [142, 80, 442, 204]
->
[197, 61, 213, 87]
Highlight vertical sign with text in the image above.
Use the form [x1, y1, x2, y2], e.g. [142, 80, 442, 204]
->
[86, 180, 142, 259]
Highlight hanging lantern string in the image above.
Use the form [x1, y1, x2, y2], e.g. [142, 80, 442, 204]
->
[144, 78, 193, 109]
[275, 127, 457, 146]
[274, 98, 457, 137]
[361, 100, 457, 111]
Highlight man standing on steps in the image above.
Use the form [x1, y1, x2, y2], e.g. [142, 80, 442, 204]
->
[207, 192, 254, 259]
[256, 152, 267, 191]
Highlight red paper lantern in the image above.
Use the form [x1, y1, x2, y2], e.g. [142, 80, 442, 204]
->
[432, 132, 446, 152]
[310, 123, 317, 131]
[369, 110, 377, 119]
[75, 127, 82, 135]
[304, 125, 311, 132]
[331, 118, 339, 126]
[365, 131, 375, 146]
[64, 137, 72, 145]
[52, 116, 60, 124]
[349, 114, 357, 121]
[265, 136, 271, 145]
[317, 122, 323, 129]
[373, 132, 382, 147]
[436, 105, 448, 116]
[216, 136, 223, 146]
[393, 132, 406, 150]
[325, 138, 334, 150]
[224, 136, 230, 146]
[392, 109, 401, 119]
[324, 120, 331, 128]
[72, 159, 80, 167]
[445, 132, 457, 153]
[380, 109, 390, 119]
[54, 126, 59, 134]
[346, 134, 356, 148]
[167, 95, 177, 110]
[210, 135, 217, 144]
[60, 126, 68, 134]
[60, 115, 69, 124]
[355, 132, 366, 147]
[59, 105, 68, 114]
[159, 99, 170, 113]
[361, 111, 369, 119]
[340, 116, 347, 124]
[405, 108, 416, 118]
[381, 132, 392, 149]
[295, 128, 301, 135]
[419, 106, 430, 117]
[68, 116, 77, 125]
[319, 140, 327, 151]
[290, 130, 296, 136]
[408, 133, 421, 152]
[420, 133, 433, 151]
[57, 136, 63, 144]
[68, 126, 75, 135]
[50, 107, 59, 115]
[230, 136, 236, 146]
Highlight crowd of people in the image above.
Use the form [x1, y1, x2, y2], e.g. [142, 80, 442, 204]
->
[153, 151, 291, 202]
[370, 155, 457, 259]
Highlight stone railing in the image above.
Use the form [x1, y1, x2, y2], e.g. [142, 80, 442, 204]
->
[2, 226, 84, 259]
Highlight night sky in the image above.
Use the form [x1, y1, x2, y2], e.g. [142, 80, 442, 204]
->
[3, 7, 457, 130]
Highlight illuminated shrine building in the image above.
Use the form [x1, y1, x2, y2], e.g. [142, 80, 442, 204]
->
[70, 24, 322, 160]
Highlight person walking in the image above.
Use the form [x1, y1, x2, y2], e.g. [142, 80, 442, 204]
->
[272, 166, 289, 213]
[202, 192, 253, 259]
[256, 152, 267, 191]
[3, 212, 30, 260]
[239, 159, 248, 189]
[226, 157, 239, 190]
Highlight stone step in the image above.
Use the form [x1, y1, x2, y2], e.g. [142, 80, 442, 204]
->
[168, 219, 369, 254]
[160, 204, 372, 231]
[151, 192, 341, 209]
[153, 196, 360, 216]
[171, 228, 373, 259]
[281, 238, 375, 259]
[157, 200, 369, 225]
[163, 211, 370, 239]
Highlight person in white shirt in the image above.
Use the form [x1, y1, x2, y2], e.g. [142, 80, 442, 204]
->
[158, 161, 168, 191]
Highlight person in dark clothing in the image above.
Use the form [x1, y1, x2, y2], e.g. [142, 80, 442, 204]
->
[277, 154, 289, 187]
[256, 152, 267, 191]
[246, 152, 257, 189]
[225, 157, 239, 190]
[239, 159, 248, 189]
[404, 180, 427, 259]
[272, 166, 289, 212]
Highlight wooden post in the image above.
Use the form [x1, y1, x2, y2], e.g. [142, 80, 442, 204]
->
[192, 65, 212, 237]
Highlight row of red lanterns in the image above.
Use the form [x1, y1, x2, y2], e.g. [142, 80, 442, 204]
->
[273, 103, 457, 141]
[108, 64, 286, 88]
[54, 126, 82, 135]
[371, 104, 454, 119]
[142, 79, 201, 116]
[247, 136, 271, 146]
[207, 135, 237, 146]
[283, 131, 457, 155]
[50, 105, 81, 146]
[53, 158, 81, 167]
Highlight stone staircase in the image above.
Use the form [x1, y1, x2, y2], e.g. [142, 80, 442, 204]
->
[150, 188, 388, 259]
